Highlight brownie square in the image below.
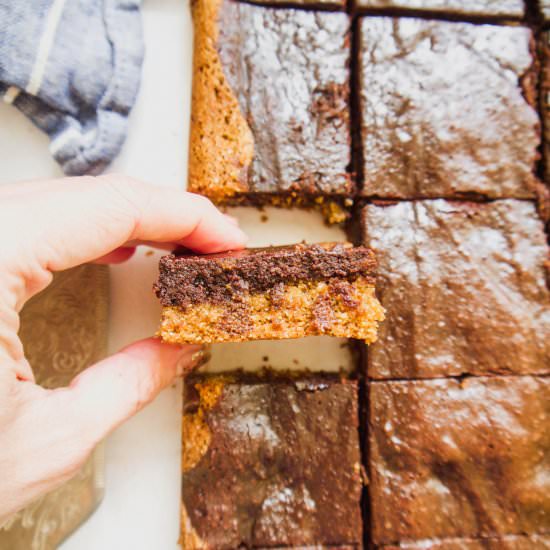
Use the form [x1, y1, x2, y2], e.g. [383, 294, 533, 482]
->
[354, 0, 525, 18]
[368, 376, 550, 545]
[379, 534, 550, 549]
[189, 0, 352, 204]
[181, 372, 363, 549]
[361, 200, 550, 379]
[358, 17, 539, 199]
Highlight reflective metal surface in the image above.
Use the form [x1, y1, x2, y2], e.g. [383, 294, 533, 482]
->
[0, 264, 109, 550]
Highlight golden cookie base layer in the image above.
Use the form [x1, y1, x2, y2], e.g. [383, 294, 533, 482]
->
[188, 0, 254, 201]
[158, 277, 384, 345]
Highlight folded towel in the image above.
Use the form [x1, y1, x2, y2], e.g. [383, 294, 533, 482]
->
[0, 0, 144, 175]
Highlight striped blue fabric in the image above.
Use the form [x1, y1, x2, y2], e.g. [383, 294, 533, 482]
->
[0, 0, 144, 175]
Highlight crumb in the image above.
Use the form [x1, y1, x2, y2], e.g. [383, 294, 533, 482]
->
[262, 356, 269, 362]
[260, 214, 269, 223]
[145, 250, 154, 257]
[293, 359, 299, 365]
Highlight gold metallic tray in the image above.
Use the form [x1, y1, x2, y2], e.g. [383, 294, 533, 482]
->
[0, 264, 109, 550]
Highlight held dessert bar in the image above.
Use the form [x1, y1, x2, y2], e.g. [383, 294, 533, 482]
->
[181, 372, 362, 549]
[155, 243, 384, 344]
[361, 200, 550, 379]
[368, 376, 550, 546]
[358, 17, 540, 199]
[354, 0, 525, 18]
[188, 0, 352, 218]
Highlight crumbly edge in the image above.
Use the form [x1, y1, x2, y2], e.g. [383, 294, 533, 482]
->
[224, 193, 355, 224]
[180, 503, 208, 550]
[159, 277, 385, 345]
[180, 379, 227, 549]
[188, 0, 254, 201]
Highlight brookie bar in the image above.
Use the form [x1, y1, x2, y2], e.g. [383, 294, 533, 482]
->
[188, 0, 353, 220]
[155, 243, 384, 344]
[181, 371, 363, 549]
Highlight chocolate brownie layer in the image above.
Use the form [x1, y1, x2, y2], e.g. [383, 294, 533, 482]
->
[354, 0, 525, 18]
[361, 200, 550, 379]
[155, 243, 377, 308]
[358, 17, 539, 199]
[379, 534, 550, 549]
[368, 376, 550, 545]
[181, 372, 362, 549]
[189, 0, 352, 203]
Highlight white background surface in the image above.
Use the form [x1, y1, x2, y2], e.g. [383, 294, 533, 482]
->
[0, 0, 347, 547]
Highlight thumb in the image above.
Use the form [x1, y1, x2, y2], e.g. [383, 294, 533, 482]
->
[65, 338, 209, 447]
[0, 339, 209, 520]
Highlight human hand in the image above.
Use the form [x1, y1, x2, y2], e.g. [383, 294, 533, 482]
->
[0, 175, 247, 523]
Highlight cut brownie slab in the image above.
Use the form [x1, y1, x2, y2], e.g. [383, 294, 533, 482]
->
[189, 0, 352, 213]
[361, 200, 550, 379]
[379, 534, 550, 549]
[358, 17, 540, 199]
[368, 376, 550, 546]
[181, 372, 362, 549]
[155, 243, 384, 344]
[354, 0, 525, 18]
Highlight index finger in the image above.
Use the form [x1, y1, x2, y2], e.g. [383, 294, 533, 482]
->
[1, 175, 247, 274]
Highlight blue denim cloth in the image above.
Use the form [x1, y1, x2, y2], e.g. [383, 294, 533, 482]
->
[0, 0, 144, 174]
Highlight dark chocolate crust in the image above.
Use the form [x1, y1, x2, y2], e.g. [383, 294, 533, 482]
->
[182, 372, 362, 548]
[361, 200, 550, 379]
[354, 0, 525, 17]
[379, 534, 550, 549]
[215, 0, 352, 196]
[155, 243, 377, 307]
[358, 17, 540, 199]
[368, 376, 550, 545]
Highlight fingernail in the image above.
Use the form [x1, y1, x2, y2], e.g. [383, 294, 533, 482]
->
[177, 348, 211, 377]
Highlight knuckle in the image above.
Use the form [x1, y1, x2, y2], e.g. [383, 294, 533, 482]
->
[129, 372, 158, 414]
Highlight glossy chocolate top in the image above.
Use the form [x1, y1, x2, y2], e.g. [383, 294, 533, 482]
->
[181, 373, 362, 548]
[155, 243, 377, 307]
[359, 17, 539, 199]
[217, 0, 352, 195]
[369, 376, 550, 544]
[361, 200, 550, 379]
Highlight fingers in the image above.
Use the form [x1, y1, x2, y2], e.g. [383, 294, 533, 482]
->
[1, 175, 247, 275]
[0, 340, 210, 521]
[62, 338, 209, 447]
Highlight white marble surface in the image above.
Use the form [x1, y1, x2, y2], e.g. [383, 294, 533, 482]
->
[0, 0, 348, 547]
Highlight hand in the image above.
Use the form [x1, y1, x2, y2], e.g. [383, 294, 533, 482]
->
[0, 175, 247, 523]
